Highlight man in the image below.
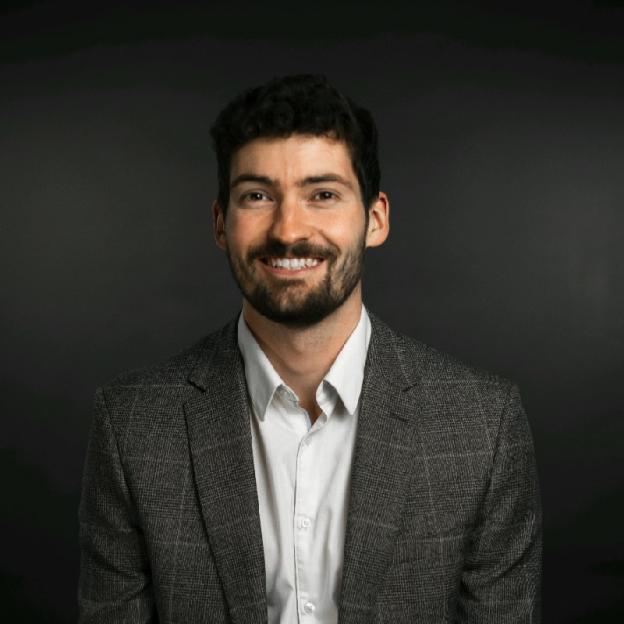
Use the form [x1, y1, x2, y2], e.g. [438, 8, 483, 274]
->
[79, 74, 541, 623]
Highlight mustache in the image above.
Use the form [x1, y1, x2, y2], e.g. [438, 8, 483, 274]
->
[248, 240, 337, 262]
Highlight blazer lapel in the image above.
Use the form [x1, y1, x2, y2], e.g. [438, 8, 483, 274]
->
[339, 313, 422, 623]
[184, 318, 267, 624]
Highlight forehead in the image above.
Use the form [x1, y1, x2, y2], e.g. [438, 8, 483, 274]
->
[230, 134, 356, 181]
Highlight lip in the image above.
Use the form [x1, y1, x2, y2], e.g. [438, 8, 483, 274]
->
[257, 258, 325, 277]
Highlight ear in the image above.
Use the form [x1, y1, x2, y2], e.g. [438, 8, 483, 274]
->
[212, 200, 227, 251]
[365, 191, 390, 248]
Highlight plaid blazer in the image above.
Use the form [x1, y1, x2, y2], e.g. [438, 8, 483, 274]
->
[79, 312, 541, 623]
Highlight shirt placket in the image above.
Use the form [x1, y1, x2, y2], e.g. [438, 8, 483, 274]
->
[293, 426, 318, 621]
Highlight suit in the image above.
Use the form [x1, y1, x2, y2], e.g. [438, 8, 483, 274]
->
[78, 312, 542, 623]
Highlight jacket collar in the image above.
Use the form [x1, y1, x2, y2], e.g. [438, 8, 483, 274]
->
[185, 318, 268, 624]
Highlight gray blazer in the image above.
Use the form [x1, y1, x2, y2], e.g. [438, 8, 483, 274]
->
[78, 312, 541, 623]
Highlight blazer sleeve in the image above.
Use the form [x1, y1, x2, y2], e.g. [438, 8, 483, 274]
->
[457, 384, 542, 623]
[78, 388, 157, 623]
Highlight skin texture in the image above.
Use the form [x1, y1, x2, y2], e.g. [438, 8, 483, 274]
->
[213, 134, 389, 421]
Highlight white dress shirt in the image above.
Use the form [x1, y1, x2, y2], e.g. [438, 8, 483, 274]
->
[237, 306, 371, 624]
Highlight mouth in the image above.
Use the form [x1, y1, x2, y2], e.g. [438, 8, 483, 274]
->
[258, 256, 325, 275]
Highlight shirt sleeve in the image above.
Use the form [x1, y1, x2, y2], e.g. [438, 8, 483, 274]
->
[457, 383, 542, 623]
[78, 387, 157, 623]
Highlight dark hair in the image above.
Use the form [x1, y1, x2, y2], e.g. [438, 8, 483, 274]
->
[210, 74, 380, 213]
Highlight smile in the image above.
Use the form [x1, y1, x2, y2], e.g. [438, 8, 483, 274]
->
[259, 257, 324, 274]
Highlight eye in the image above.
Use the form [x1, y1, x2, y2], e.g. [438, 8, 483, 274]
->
[241, 191, 271, 203]
[312, 190, 338, 201]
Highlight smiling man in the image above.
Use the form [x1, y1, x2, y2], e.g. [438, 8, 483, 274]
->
[79, 75, 542, 623]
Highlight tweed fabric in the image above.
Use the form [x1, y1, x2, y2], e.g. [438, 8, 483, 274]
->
[78, 312, 541, 623]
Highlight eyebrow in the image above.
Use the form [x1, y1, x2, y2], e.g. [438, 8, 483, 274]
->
[229, 173, 354, 191]
[230, 174, 274, 189]
[298, 174, 354, 190]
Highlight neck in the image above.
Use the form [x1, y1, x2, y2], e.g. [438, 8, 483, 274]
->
[242, 285, 363, 421]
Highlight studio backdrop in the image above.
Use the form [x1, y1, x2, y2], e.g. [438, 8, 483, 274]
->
[1, 2, 623, 622]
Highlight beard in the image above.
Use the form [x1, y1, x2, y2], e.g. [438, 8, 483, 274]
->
[225, 233, 366, 329]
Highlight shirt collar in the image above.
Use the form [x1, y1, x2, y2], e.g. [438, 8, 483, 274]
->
[237, 314, 283, 421]
[237, 305, 371, 420]
[322, 306, 371, 415]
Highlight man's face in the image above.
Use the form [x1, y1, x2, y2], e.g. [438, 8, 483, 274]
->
[214, 134, 383, 328]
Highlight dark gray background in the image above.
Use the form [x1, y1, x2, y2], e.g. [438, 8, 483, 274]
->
[1, 1, 623, 621]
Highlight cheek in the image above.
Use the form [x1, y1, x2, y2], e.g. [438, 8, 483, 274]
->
[225, 218, 260, 250]
[327, 215, 366, 246]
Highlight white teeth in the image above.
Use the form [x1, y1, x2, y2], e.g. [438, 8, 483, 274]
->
[269, 257, 320, 270]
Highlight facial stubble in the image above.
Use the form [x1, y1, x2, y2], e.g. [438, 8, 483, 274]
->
[225, 231, 367, 329]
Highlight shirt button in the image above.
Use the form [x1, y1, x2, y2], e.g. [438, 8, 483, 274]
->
[303, 601, 316, 614]
[300, 516, 311, 529]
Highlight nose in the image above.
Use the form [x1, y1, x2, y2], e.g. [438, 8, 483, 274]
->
[267, 195, 312, 245]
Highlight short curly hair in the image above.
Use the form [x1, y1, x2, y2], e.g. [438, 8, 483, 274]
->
[210, 74, 380, 214]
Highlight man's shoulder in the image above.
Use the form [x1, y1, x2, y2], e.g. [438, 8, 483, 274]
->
[93, 319, 239, 439]
[372, 315, 524, 443]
